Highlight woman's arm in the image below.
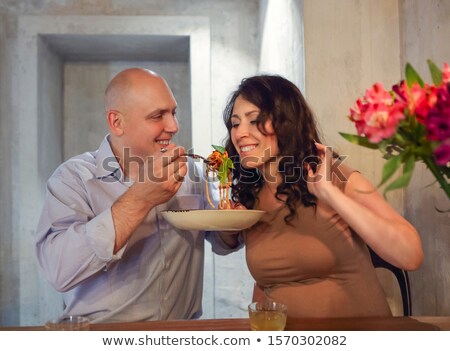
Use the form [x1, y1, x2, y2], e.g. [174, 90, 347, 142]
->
[307, 143, 424, 270]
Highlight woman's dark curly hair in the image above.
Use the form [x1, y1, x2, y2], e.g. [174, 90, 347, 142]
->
[223, 75, 322, 224]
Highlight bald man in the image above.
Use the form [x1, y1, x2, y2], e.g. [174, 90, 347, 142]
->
[35, 68, 239, 323]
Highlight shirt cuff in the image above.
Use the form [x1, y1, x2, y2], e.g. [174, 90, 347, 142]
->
[85, 208, 126, 263]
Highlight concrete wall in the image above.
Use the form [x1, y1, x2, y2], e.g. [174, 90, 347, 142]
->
[0, 11, 19, 326]
[259, 0, 305, 92]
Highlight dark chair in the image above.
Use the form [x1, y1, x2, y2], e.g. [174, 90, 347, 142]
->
[368, 247, 412, 316]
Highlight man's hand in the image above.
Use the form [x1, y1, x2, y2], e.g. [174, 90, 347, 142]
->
[132, 145, 187, 207]
[111, 145, 187, 252]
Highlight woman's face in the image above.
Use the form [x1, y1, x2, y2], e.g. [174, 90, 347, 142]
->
[230, 95, 279, 169]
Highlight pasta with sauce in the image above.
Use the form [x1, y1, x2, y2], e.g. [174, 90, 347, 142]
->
[205, 145, 234, 209]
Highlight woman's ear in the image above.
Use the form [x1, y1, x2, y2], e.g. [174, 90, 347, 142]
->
[107, 110, 124, 136]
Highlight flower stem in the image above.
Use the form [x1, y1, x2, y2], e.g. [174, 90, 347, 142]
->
[422, 157, 450, 199]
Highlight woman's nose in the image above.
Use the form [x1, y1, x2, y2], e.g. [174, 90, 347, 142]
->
[234, 123, 249, 139]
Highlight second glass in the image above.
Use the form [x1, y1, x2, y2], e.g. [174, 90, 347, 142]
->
[248, 301, 287, 331]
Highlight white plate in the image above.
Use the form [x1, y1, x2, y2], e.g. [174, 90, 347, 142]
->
[161, 209, 265, 231]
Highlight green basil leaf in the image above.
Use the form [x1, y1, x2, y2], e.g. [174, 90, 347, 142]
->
[226, 157, 234, 169]
[212, 144, 226, 154]
[218, 161, 227, 184]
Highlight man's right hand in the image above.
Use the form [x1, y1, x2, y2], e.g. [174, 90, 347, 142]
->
[111, 145, 187, 253]
[132, 145, 187, 207]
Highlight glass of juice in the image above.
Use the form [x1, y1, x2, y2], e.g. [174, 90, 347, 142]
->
[45, 315, 90, 331]
[248, 301, 287, 331]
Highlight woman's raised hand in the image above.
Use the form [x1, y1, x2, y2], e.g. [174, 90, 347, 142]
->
[306, 142, 334, 199]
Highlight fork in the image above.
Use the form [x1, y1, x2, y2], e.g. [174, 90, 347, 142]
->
[186, 153, 211, 164]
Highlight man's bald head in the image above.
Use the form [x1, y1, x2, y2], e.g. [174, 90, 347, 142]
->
[104, 67, 178, 163]
[104, 68, 164, 113]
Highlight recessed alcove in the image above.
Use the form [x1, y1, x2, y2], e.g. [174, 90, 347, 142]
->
[38, 33, 192, 164]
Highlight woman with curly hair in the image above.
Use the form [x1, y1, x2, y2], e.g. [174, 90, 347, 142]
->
[220, 75, 423, 318]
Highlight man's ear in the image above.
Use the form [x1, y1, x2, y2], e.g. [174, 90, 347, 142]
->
[107, 110, 124, 136]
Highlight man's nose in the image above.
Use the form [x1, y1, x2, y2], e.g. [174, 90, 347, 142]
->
[165, 114, 179, 133]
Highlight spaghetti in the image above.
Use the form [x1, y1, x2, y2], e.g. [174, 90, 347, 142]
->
[205, 145, 234, 209]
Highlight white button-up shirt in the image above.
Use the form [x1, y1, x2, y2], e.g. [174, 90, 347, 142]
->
[35, 136, 239, 323]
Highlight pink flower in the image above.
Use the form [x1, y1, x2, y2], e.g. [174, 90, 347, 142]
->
[443, 63, 450, 84]
[409, 83, 438, 123]
[427, 85, 450, 141]
[349, 98, 368, 135]
[343, 61, 450, 199]
[365, 82, 392, 105]
[362, 101, 405, 143]
[394, 81, 438, 124]
[392, 81, 407, 102]
[349, 83, 405, 143]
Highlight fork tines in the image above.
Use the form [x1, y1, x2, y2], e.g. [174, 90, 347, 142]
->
[186, 153, 210, 164]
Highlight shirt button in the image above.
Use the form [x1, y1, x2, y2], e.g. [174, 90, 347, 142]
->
[163, 296, 168, 301]
[165, 262, 170, 269]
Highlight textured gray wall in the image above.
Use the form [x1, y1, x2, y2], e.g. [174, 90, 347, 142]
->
[0, 11, 18, 326]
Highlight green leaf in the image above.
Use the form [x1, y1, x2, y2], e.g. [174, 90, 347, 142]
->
[427, 59, 443, 86]
[226, 157, 234, 169]
[339, 132, 379, 149]
[212, 144, 226, 154]
[405, 62, 424, 88]
[378, 153, 403, 187]
[383, 154, 416, 196]
[218, 160, 228, 184]
[216, 157, 234, 184]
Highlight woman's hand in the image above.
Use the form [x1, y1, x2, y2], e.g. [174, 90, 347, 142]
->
[306, 142, 335, 199]
[231, 202, 247, 210]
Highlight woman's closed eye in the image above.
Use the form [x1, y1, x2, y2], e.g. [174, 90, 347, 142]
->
[231, 119, 257, 128]
[231, 122, 240, 128]
[230, 117, 240, 128]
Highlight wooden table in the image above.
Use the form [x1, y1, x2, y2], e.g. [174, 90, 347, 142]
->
[1, 316, 449, 331]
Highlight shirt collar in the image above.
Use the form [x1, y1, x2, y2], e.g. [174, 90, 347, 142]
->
[95, 135, 124, 181]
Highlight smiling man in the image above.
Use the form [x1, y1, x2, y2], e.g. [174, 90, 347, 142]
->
[35, 68, 239, 323]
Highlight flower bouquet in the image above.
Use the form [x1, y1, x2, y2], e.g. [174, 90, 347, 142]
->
[340, 60, 450, 199]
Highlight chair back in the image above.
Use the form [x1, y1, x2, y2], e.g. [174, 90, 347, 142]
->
[368, 247, 412, 316]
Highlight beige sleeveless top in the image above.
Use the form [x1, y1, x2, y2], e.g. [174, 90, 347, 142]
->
[244, 165, 392, 318]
